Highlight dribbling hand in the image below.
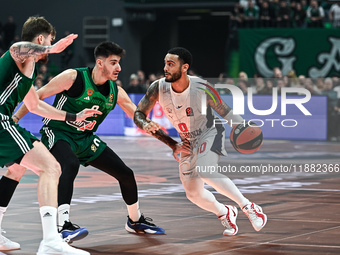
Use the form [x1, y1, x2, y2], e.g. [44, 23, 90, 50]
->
[172, 139, 191, 162]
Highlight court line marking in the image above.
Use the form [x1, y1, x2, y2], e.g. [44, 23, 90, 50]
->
[209, 225, 340, 255]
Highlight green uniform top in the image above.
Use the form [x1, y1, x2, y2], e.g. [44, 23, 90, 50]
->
[0, 51, 36, 119]
[42, 67, 118, 134]
[309, 7, 322, 18]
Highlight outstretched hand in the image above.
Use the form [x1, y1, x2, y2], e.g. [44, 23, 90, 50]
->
[76, 108, 102, 121]
[172, 139, 191, 162]
[51, 34, 78, 54]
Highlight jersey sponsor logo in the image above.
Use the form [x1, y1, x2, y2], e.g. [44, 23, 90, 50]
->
[186, 107, 194, 116]
[179, 128, 202, 139]
[84, 96, 90, 100]
[66, 120, 97, 131]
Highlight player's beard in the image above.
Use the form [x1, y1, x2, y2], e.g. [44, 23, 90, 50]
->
[103, 65, 118, 81]
[165, 68, 182, 83]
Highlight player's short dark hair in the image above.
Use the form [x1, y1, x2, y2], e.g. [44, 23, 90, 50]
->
[168, 47, 192, 67]
[94, 41, 126, 59]
[21, 16, 56, 42]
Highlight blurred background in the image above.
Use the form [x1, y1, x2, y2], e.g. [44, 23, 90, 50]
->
[1, 0, 340, 141]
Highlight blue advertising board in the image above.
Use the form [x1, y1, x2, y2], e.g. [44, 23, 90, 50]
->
[17, 94, 327, 140]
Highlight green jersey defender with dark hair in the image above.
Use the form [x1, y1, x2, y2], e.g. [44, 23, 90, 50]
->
[11, 41, 165, 245]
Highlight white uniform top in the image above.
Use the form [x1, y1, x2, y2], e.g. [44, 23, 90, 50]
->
[158, 75, 226, 156]
[330, 4, 340, 27]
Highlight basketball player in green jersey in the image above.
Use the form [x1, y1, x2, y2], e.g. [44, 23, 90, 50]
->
[8, 41, 165, 244]
[0, 16, 99, 254]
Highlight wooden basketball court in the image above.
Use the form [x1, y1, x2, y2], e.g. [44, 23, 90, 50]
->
[1, 136, 340, 255]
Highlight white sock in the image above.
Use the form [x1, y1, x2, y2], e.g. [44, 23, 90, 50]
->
[126, 201, 141, 222]
[197, 153, 250, 209]
[217, 203, 229, 217]
[39, 206, 59, 241]
[188, 187, 228, 216]
[0, 206, 7, 231]
[200, 172, 250, 209]
[58, 204, 70, 228]
[213, 177, 250, 208]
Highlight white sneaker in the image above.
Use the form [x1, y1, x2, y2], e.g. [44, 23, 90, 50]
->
[218, 205, 238, 236]
[0, 234, 20, 251]
[242, 202, 267, 231]
[37, 238, 90, 255]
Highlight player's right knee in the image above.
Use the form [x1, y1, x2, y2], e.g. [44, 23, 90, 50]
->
[44, 160, 61, 177]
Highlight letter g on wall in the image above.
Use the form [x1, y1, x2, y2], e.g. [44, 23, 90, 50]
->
[255, 37, 296, 77]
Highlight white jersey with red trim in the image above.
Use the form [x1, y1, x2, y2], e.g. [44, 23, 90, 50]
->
[158, 76, 218, 141]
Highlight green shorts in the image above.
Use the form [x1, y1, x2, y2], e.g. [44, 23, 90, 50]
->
[0, 121, 38, 167]
[40, 126, 107, 165]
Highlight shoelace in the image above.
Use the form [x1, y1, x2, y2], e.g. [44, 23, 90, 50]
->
[58, 222, 81, 231]
[245, 206, 258, 221]
[221, 218, 232, 229]
[140, 216, 156, 226]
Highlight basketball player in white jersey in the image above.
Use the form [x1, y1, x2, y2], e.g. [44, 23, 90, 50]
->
[134, 47, 267, 235]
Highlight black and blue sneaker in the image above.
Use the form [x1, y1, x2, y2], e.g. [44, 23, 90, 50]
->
[125, 215, 165, 234]
[59, 221, 89, 243]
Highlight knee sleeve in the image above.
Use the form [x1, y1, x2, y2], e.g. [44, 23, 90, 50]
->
[50, 140, 80, 205]
[88, 146, 138, 205]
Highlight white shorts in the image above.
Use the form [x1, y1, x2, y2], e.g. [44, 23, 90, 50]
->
[179, 128, 227, 180]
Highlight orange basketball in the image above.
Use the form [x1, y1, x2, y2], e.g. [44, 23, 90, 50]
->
[230, 122, 263, 154]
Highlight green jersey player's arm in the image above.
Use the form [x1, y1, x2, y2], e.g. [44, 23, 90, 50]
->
[13, 69, 77, 121]
[116, 86, 137, 119]
[10, 34, 78, 63]
[21, 82, 99, 122]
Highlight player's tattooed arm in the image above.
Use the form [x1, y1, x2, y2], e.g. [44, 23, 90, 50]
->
[10, 34, 78, 63]
[206, 85, 232, 118]
[134, 81, 178, 149]
[10, 42, 51, 63]
[134, 110, 179, 158]
[136, 81, 160, 117]
[152, 129, 178, 149]
[134, 81, 159, 128]
[206, 84, 244, 126]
